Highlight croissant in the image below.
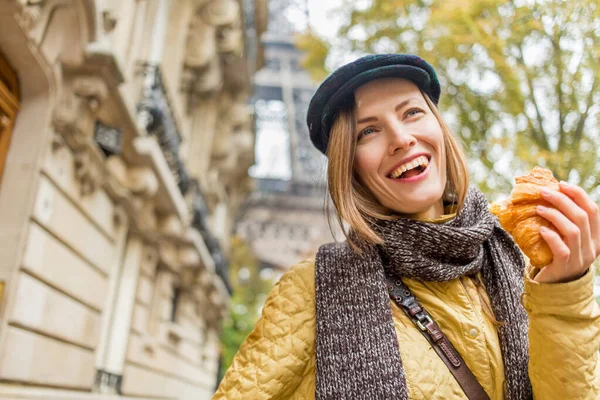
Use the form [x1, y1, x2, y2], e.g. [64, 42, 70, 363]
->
[489, 166, 560, 268]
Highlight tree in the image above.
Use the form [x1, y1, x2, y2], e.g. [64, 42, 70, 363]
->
[218, 235, 278, 381]
[298, 0, 600, 200]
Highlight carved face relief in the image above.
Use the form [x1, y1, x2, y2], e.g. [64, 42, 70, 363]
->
[213, 124, 254, 179]
[74, 149, 105, 196]
[234, 129, 254, 155]
[216, 24, 242, 54]
[193, 57, 223, 93]
[16, 0, 44, 32]
[184, 15, 217, 69]
[201, 0, 240, 26]
[73, 76, 108, 111]
[212, 101, 250, 158]
[52, 76, 109, 149]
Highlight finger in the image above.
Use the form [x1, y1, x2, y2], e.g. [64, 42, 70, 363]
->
[540, 226, 571, 263]
[536, 204, 583, 255]
[558, 181, 600, 253]
[536, 226, 584, 283]
[540, 188, 590, 252]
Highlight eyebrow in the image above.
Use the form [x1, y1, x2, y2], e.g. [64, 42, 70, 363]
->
[356, 97, 421, 125]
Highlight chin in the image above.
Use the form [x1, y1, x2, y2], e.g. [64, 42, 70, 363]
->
[386, 184, 445, 215]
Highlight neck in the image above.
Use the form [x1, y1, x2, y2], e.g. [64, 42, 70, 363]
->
[404, 199, 445, 221]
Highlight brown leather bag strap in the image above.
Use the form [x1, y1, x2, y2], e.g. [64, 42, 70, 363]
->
[385, 275, 491, 400]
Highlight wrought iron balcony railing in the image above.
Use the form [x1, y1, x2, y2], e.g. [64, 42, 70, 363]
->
[137, 63, 231, 293]
[189, 179, 232, 293]
[137, 63, 190, 195]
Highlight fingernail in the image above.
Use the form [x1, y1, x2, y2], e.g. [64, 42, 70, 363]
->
[536, 205, 546, 212]
[560, 180, 570, 188]
[540, 226, 549, 233]
[541, 188, 552, 196]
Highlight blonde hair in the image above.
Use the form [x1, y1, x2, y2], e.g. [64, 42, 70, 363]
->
[324, 90, 503, 326]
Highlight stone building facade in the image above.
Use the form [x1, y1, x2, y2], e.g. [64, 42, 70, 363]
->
[0, 0, 265, 399]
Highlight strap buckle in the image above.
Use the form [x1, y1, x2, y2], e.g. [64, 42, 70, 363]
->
[416, 315, 433, 331]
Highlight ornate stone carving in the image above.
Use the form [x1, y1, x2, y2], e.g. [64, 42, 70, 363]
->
[74, 147, 105, 196]
[53, 76, 108, 148]
[159, 214, 184, 237]
[102, 10, 117, 33]
[182, 0, 243, 107]
[73, 76, 108, 111]
[52, 75, 111, 196]
[209, 290, 222, 306]
[145, 244, 159, 263]
[184, 16, 217, 69]
[182, 57, 223, 98]
[201, 0, 240, 26]
[204, 169, 221, 210]
[104, 156, 128, 183]
[203, 285, 227, 327]
[180, 266, 197, 289]
[216, 19, 242, 55]
[16, 0, 69, 45]
[112, 206, 127, 229]
[127, 167, 159, 199]
[16, 0, 44, 32]
[159, 241, 179, 270]
[138, 200, 158, 233]
[105, 160, 159, 224]
[196, 269, 212, 289]
[211, 98, 254, 184]
[52, 97, 83, 146]
[179, 246, 200, 268]
[49, 130, 65, 152]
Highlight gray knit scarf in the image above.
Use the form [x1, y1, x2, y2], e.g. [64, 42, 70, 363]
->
[315, 186, 532, 400]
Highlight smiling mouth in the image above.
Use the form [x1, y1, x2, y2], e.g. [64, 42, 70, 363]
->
[387, 156, 431, 180]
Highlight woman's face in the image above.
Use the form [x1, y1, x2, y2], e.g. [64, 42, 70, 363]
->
[353, 78, 447, 219]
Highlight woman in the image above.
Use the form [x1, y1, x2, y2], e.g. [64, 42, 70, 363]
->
[213, 54, 600, 399]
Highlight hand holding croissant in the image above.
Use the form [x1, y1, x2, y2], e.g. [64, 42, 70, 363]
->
[490, 167, 600, 283]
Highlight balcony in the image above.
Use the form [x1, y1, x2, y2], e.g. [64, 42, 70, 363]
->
[137, 63, 230, 293]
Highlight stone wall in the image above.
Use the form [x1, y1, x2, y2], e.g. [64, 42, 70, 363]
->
[0, 0, 261, 399]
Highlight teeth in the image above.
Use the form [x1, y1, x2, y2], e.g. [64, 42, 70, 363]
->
[389, 156, 429, 178]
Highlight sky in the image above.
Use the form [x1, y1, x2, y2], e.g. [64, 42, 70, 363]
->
[306, 0, 342, 39]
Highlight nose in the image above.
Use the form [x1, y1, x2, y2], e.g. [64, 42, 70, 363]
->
[387, 122, 417, 155]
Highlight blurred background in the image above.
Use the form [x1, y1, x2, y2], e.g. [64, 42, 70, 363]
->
[0, 0, 598, 399]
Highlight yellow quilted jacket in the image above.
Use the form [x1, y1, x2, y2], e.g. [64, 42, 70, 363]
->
[214, 258, 600, 399]
[215, 204, 600, 400]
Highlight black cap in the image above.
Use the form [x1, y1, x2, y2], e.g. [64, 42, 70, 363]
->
[306, 54, 441, 155]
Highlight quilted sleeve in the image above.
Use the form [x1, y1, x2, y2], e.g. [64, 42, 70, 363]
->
[522, 266, 600, 399]
[213, 260, 316, 399]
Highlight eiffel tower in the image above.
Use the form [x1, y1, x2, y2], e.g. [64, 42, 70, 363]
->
[236, 0, 339, 271]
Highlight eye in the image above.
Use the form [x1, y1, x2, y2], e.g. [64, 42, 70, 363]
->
[357, 127, 375, 140]
[405, 108, 424, 118]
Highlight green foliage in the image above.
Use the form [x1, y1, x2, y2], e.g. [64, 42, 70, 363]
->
[295, 30, 331, 82]
[298, 0, 600, 200]
[218, 236, 277, 381]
